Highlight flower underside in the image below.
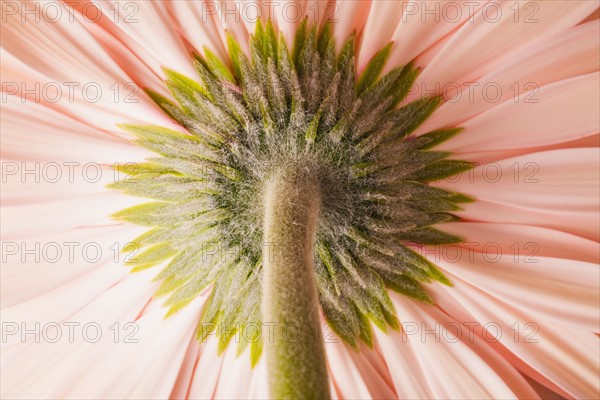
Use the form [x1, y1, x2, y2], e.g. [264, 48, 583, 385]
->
[111, 20, 473, 364]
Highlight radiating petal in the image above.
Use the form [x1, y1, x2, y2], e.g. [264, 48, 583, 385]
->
[435, 281, 600, 399]
[386, 0, 487, 69]
[381, 294, 538, 399]
[331, 0, 371, 52]
[62, 297, 204, 399]
[1, 223, 145, 307]
[324, 339, 375, 399]
[167, 0, 247, 59]
[454, 199, 599, 242]
[186, 338, 225, 399]
[357, 0, 408, 71]
[417, 21, 600, 136]
[213, 343, 254, 399]
[1, 192, 144, 240]
[432, 148, 600, 241]
[168, 336, 201, 399]
[1, 6, 174, 130]
[438, 222, 599, 264]
[375, 326, 434, 399]
[433, 252, 600, 332]
[83, 0, 196, 77]
[435, 148, 599, 213]
[437, 74, 600, 152]
[0, 270, 158, 399]
[414, 0, 598, 98]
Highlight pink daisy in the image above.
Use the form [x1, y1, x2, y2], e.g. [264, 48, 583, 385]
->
[1, 1, 599, 399]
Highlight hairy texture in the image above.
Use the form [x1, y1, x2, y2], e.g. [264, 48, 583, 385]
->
[262, 165, 329, 398]
[110, 20, 473, 363]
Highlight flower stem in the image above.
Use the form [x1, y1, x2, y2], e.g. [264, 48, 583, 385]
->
[262, 165, 330, 399]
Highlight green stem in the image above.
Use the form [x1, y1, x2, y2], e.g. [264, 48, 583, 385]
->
[262, 165, 330, 399]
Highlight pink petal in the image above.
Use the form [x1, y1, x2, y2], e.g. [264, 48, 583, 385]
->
[382, 294, 538, 398]
[438, 73, 600, 153]
[304, 0, 334, 26]
[1, 163, 127, 207]
[166, 0, 245, 60]
[0, 264, 128, 342]
[375, 326, 434, 399]
[436, 281, 600, 399]
[447, 133, 600, 165]
[213, 342, 254, 399]
[332, 0, 371, 52]
[1, 223, 145, 307]
[438, 222, 599, 264]
[1, 26, 175, 132]
[1, 96, 152, 164]
[0, 270, 158, 398]
[417, 21, 600, 136]
[187, 338, 225, 399]
[324, 339, 377, 398]
[248, 357, 270, 399]
[386, 1, 486, 69]
[357, 0, 409, 71]
[62, 297, 204, 399]
[414, 1, 598, 99]
[347, 341, 397, 399]
[454, 199, 599, 242]
[435, 148, 599, 213]
[1, 192, 145, 240]
[84, 0, 196, 78]
[169, 336, 201, 399]
[433, 251, 599, 332]
[271, 0, 303, 48]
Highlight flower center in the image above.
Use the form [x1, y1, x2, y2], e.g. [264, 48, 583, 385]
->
[111, 20, 472, 363]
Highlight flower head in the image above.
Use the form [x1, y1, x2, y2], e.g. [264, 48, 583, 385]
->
[2, 1, 599, 399]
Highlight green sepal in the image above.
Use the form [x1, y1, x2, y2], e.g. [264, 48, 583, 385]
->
[113, 199, 207, 228]
[381, 304, 400, 331]
[405, 196, 462, 213]
[111, 162, 175, 178]
[319, 294, 359, 349]
[292, 18, 309, 64]
[226, 33, 245, 80]
[164, 298, 195, 318]
[406, 159, 475, 183]
[163, 67, 208, 109]
[165, 270, 214, 311]
[305, 110, 322, 143]
[154, 275, 188, 297]
[425, 261, 453, 286]
[113, 202, 177, 227]
[383, 96, 442, 142]
[337, 33, 356, 113]
[317, 22, 333, 56]
[125, 242, 177, 272]
[418, 128, 463, 150]
[316, 243, 341, 295]
[388, 62, 419, 106]
[357, 42, 393, 93]
[395, 227, 463, 245]
[118, 125, 219, 164]
[107, 175, 207, 202]
[144, 88, 179, 121]
[250, 335, 263, 367]
[380, 272, 433, 304]
[202, 47, 235, 83]
[448, 193, 475, 203]
[154, 246, 210, 281]
[355, 306, 375, 348]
